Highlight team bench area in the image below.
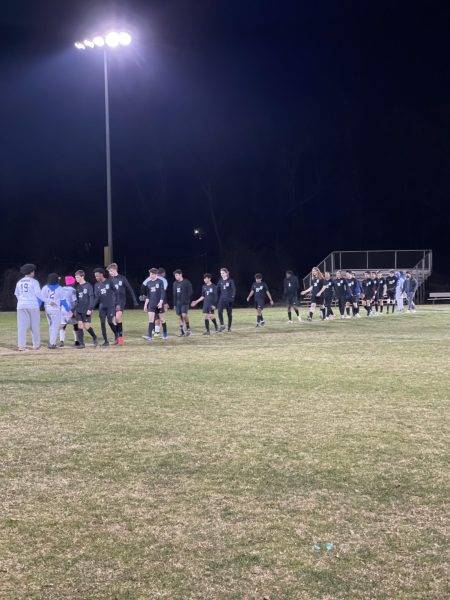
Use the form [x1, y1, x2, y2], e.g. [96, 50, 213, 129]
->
[428, 292, 450, 303]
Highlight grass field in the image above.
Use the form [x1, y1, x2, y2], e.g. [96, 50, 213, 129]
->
[1, 306, 449, 600]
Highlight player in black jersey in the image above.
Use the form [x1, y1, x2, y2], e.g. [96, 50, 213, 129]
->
[71, 270, 99, 348]
[361, 271, 375, 316]
[385, 270, 397, 314]
[173, 269, 193, 336]
[345, 270, 361, 318]
[106, 263, 138, 345]
[93, 268, 118, 346]
[333, 271, 348, 318]
[283, 270, 301, 323]
[191, 273, 219, 335]
[143, 268, 167, 341]
[374, 271, 386, 315]
[217, 267, 236, 332]
[246, 273, 274, 326]
[301, 267, 326, 321]
[317, 272, 335, 320]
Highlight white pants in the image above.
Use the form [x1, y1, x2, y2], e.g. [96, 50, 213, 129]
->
[46, 308, 61, 346]
[17, 308, 41, 349]
[396, 290, 404, 311]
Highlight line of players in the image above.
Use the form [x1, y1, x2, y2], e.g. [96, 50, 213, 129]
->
[13, 262, 418, 350]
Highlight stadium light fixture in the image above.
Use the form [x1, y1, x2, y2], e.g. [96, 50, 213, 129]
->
[73, 29, 133, 262]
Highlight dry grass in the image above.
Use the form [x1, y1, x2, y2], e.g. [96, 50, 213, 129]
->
[1, 306, 449, 599]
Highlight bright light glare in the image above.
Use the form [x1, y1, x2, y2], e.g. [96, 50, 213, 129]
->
[119, 32, 132, 46]
[105, 31, 120, 47]
[84, 39, 94, 48]
[93, 36, 105, 47]
[74, 42, 86, 50]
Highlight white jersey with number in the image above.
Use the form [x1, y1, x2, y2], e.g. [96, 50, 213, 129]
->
[14, 277, 42, 310]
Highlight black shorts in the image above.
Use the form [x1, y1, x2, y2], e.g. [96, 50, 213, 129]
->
[346, 295, 358, 304]
[286, 296, 298, 306]
[202, 306, 215, 315]
[323, 295, 333, 306]
[218, 300, 233, 310]
[254, 301, 265, 310]
[75, 311, 92, 323]
[99, 306, 115, 320]
[311, 295, 323, 306]
[363, 294, 374, 302]
[116, 302, 126, 312]
[175, 303, 189, 316]
[148, 305, 164, 314]
[386, 289, 395, 300]
[336, 295, 346, 304]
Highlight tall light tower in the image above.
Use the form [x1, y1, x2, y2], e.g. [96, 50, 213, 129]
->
[74, 31, 132, 265]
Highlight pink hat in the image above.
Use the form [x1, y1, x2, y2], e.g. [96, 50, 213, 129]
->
[65, 275, 76, 285]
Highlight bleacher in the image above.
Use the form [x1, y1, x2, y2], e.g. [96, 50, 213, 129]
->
[302, 249, 433, 304]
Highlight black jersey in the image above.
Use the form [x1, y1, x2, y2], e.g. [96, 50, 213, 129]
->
[252, 281, 269, 305]
[362, 278, 375, 298]
[334, 277, 347, 296]
[109, 274, 137, 306]
[202, 283, 217, 308]
[283, 275, 299, 297]
[377, 277, 385, 294]
[322, 279, 335, 298]
[311, 277, 324, 298]
[386, 275, 397, 291]
[217, 278, 236, 303]
[346, 278, 358, 297]
[74, 282, 95, 312]
[94, 279, 117, 309]
[146, 278, 165, 306]
[173, 279, 193, 305]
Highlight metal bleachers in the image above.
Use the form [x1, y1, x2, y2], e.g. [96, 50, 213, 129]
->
[302, 250, 433, 304]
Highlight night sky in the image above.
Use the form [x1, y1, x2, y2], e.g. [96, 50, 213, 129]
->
[1, 0, 449, 295]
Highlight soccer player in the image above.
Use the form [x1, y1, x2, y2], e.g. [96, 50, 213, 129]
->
[396, 271, 406, 312]
[143, 268, 167, 341]
[191, 273, 219, 335]
[217, 267, 236, 332]
[403, 271, 418, 313]
[345, 270, 361, 318]
[334, 270, 348, 318]
[154, 268, 169, 337]
[361, 271, 375, 316]
[59, 276, 79, 347]
[317, 272, 335, 320]
[283, 270, 301, 323]
[173, 269, 193, 336]
[106, 263, 138, 345]
[246, 273, 274, 326]
[301, 267, 326, 321]
[93, 268, 118, 346]
[14, 263, 44, 351]
[41, 273, 71, 349]
[72, 270, 98, 348]
[375, 271, 386, 315]
[385, 270, 397, 314]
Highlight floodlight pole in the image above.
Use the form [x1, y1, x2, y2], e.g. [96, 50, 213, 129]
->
[103, 49, 113, 264]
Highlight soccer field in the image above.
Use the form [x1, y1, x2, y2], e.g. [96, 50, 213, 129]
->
[1, 306, 449, 599]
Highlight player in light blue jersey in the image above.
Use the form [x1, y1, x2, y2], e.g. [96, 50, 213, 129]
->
[14, 263, 45, 351]
[41, 273, 71, 349]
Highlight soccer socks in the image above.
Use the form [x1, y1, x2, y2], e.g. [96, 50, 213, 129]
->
[380, 305, 384, 313]
[185, 320, 191, 331]
[205, 319, 210, 332]
[60, 325, 66, 342]
[309, 311, 314, 320]
[212, 318, 218, 331]
[288, 310, 292, 321]
[257, 314, 263, 324]
[162, 322, 167, 335]
[320, 308, 326, 319]
[148, 322, 154, 338]
[108, 318, 117, 336]
[226, 307, 233, 329]
[293, 308, 299, 317]
[87, 327, 96, 339]
[346, 307, 351, 316]
[77, 329, 85, 345]
[218, 309, 224, 326]
[154, 324, 160, 334]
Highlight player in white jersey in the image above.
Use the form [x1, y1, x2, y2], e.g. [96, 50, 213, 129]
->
[59, 275, 78, 346]
[14, 263, 45, 351]
[41, 273, 72, 349]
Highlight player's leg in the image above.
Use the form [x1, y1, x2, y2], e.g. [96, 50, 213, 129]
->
[30, 308, 41, 349]
[307, 301, 316, 321]
[84, 315, 98, 345]
[183, 308, 191, 335]
[218, 301, 226, 332]
[99, 309, 109, 344]
[76, 317, 85, 347]
[17, 308, 30, 350]
[287, 302, 292, 323]
[226, 305, 233, 331]
[115, 307, 123, 342]
[210, 309, 218, 332]
[48, 310, 60, 348]
[107, 311, 118, 343]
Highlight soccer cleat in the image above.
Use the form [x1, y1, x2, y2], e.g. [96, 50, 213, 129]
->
[255, 323, 260, 327]
[260, 320, 265, 326]
[162, 333, 168, 340]
[306, 316, 312, 321]
[101, 341, 110, 347]
[297, 315, 302, 322]
[18, 347, 27, 352]
[354, 313, 361, 318]
[32, 346, 41, 350]
[76, 344, 86, 349]
[219, 325, 226, 332]
[185, 330, 191, 337]
[93, 337, 99, 347]
[287, 320, 293, 323]
[227, 328, 232, 333]
[74, 341, 80, 346]
[153, 332, 160, 338]
[178, 332, 186, 337]
[142, 335, 151, 341]
[203, 331, 211, 336]
[117, 336, 124, 345]
[47, 344, 57, 349]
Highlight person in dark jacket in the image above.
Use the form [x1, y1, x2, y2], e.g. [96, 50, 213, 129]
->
[402, 271, 418, 313]
[173, 269, 193, 336]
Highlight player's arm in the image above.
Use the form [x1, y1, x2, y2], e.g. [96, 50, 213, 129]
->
[301, 285, 312, 295]
[123, 276, 138, 306]
[230, 279, 236, 302]
[88, 284, 96, 313]
[266, 289, 274, 305]
[191, 295, 204, 307]
[246, 289, 254, 302]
